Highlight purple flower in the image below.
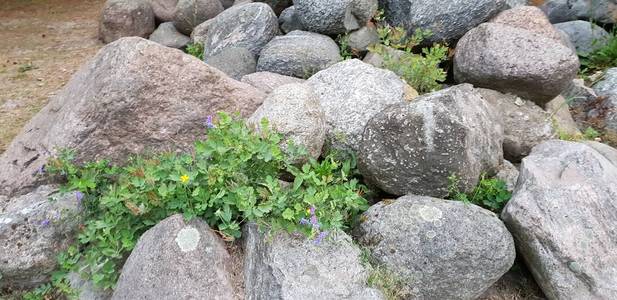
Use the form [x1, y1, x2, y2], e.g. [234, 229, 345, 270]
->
[75, 191, 84, 205]
[40, 219, 50, 227]
[205, 115, 215, 129]
[310, 215, 319, 228]
[37, 164, 46, 175]
[314, 231, 329, 245]
[299, 218, 310, 226]
[309, 206, 316, 215]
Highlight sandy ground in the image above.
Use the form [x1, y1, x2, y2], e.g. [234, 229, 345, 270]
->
[0, 0, 105, 154]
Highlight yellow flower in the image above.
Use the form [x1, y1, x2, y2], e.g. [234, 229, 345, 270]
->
[180, 175, 190, 184]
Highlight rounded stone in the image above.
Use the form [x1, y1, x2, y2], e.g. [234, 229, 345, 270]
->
[99, 0, 156, 44]
[294, 0, 377, 35]
[172, 0, 224, 35]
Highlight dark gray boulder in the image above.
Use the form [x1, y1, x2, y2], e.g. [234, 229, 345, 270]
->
[356, 195, 516, 300]
[203, 3, 279, 57]
[148, 0, 179, 22]
[502, 140, 617, 299]
[241, 71, 305, 94]
[205, 46, 257, 80]
[294, 0, 378, 35]
[149, 22, 191, 49]
[454, 22, 579, 106]
[278, 6, 304, 34]
[257, 31, 341, 78]
[359, 84, 504, 197]
[539, 0, 617, 24]
[172, 0, 224, 35]
[99, 0, 155, 43]
[112, 214, 234, 299]
[555, 20, 610, 56]
[379, 0, 506, 44]
[347, 25, 379, 52]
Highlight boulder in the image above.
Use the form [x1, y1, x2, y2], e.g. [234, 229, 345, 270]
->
[172, 0, 224, 35]
[67, 272, 112, 300]
[203, 3, 279, 57]
[247, 83, 326, 160]
[347, 25, 379, 52]
[544, 95, 582, 137]
[243, 223, 382, 300]
[0, 37, 265, 197]
[112, 214, 234, 299]
[305, 59, 409, 152]
[489, 5, 564, 43]
[220, 0, 234, 8]
[495, 159, 519, 192]
[555, 20, 610, 56]
[0, 186, 81, 289]
[505, 0, 527, 8]
[204, 46, 257, 80]
[564, 78, 600, 126]
[99, 0, 155, 44]
[502, 140, 617, 299]
[148, 0, 179, 22]
[454, 22, 579, 106]
[149, 22, 191, 49]
[359, 84, 503, 197]
[190, 18, 214, 44]
[592, 68, 617, 141]
[584, 140, 617, 165]
[294, 0, 377, 35]
[255, 0, 292, 14]
[477, 88, 555, 162]
[539, 0, 617, 24]
[278, 6, 304, 34]
[379, 0, 506, 44]
[241, 71, 305, 94]
[356, 195, 516, 300]
[257, 31, 341, 78]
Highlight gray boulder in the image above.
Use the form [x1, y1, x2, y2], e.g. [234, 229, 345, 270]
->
[0, 38, 265, 197]
[539, 0, 617, 24]
[247, 83, 326, 160]
[112, 214, 234, 299]
[278, 6, 304, 34]
[172, 0, 224, 35]
[243, 223, 382, 300]
[477, 88, 555, 162]
[241, 71, 305, 94]
[190, 18, 214, 45]
[205, 46, 257, 80]
[356, 195, 516, 300]
[563, 78, 600, 126]
[148, 0, 179, 22]
[0, 186, 82, 289]
[347, 25, 379, 52]
[555, 20, 610, 56]
[67, 272, 112, 300]
[584, 140, 617, 165]
[592, 68, 617, 141]
[257, 31, 341, 78]
[305, 59, 409, 152]
[294, 0, 378, 35]
[489, 5, 565, 43]
[545, 95, 582, 137]
[149, 22, 191, 49]
[203, 3, 279, 57]
[99, 0, 155, 44]
[495, 160, 519, 192]
[379, 0, 506, 44]
[502, 141, 617, 299]
[505, 0, 527, 8]
[359, 84, 504, 197]
[220, 0, 234, 8]
[454, 22, 579, 106]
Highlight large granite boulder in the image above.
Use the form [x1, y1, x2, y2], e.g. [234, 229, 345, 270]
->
[99, 0, 155, 43]
[502, 140, 617, 299]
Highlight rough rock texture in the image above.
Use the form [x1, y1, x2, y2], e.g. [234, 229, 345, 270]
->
[347, 25, 379, 52]
[545, 95, 582, 137]
[359, 84, 504, 197]
[564, 78, 600, 126]
[555, 20, 610, 56]
[67, 272, 112, 300]
[454, 22, 579, 106]
[495, 160, 519, 192]
[0, 186, 81, 289]
[505, 0, 527, 8]
[241, 71, 305, 94]
[279, 6, 304, 34]
[243, 223, 382, 300]
[112, 214, 234, 299]
[584, 140, 617, 165]
[362, 45, 406, 68]
[0, 38, 265, 197]
[248, 83, 326, 160]
[539, 0, 617, 24]
[204, 46, 257, 80]
[356, 195, 516, 300]
[305, 59, 408, 152]
[149, 22, 191, 49]
[148, 0, 178, 22]
[490, 5, 564, 42]
[502, 141, 617, 299]
[203, 3, 279, 57]
[477, 88, 555, 162]
[172, 0, 224, 35]
[99, 0, 155, 43]
[294, 0, 378, 35]
[592, 68, 617, 141]
[257, 31, 341, 78]
[379, 0, 506, 44]
[190, 18, 214, 44]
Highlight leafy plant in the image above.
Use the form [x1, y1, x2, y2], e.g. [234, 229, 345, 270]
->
[580, 30, 617, 76]
[41, 112, 368, 292]
[185, 42, 204, 60]
[336, 33, 354, 60]
[360, 247, 411, 300]
[448, 174, 512, 213]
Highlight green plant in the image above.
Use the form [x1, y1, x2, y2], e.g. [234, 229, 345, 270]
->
[18, 62, 37, 73]
[185, 42, 204, 60]
[359, 247, 411, 300]
[337, 33, 354, 60]
[580, 30, 617, 76]
[448, 174, 512, 213]
[42, 112, 368, 292]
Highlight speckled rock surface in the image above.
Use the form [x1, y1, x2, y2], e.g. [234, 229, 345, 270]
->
[359, 84, 504, 197]
[149, 22, 191, 49]
[203, 3, 279, 57]
[502, 141, 617, 299]
[294, 0, 378, 35]
[555, 20, 610, 56]
[0, 185, 82, 289]
[241, 71, 305, 94]
[495, 160, 519, 192]
[172, 0, 224, 35]
[592, 68, 617, 141]
[454, 22, 579, 106]
[112, 214, 234, 299]
[356, 195, 516, 300]
[205, 46, 257, 80]
[99, 0, 155, 43]
[545, 95, 582, 136]
[190, 18, 214, 44]
[257, 31, 341, 78]
[67, 272, 112, 300]
[490, 5, 564, 43]
[539, 0, 617, 24]
[148, 0, 178, 22]
[278, 6, 304, 34]
[347, 25, 379, 52]
[244, 223, 383, 300]
[248, 83, 326, 160]
[379, 0, 506, 44]
[305, 59, 408, 152]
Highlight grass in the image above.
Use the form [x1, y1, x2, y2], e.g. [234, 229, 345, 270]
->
[359, 247, 412, 300]
[580, 30, 617, 78]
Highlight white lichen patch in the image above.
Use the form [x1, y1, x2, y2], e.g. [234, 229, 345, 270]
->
[418, 206, 443, 222]
[175, 226, 200, 252]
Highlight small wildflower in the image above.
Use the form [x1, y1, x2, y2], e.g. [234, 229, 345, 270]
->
[205, 115, 215, 129]
[309, 206, 316, 215]
[299, 218, 310, 226]
[310, 215, 319, 228]
[37, 164, 46, 175]
[75, 191, 84, 204]
[180, 174, 190, 184]
[314, 231, 329, 245]
[40, 219, 50, 227]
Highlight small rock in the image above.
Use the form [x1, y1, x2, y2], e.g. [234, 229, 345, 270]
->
[205, 46, 257, 80]
[67, 272, 112, 300]
[362, 45, 406, 68]
[220, 0, 234, 8]
[149, 22, 191, 49]
[555, 20, 610, 56]
[257, 31, 341, 78]
[347, 25, 379, 52]
[190, 19, 214, 45]
[545, 95, 582, 137]
[99, 0, 155, 43]
[241, 71, 305, 94]
[148, 0, 178, 22]
[294, 0, 377, 35]
[172, 0, 224, 35]
[592, 68, 617, 141]
[495, 160, 519, 192]
[278, 6, 304, 34]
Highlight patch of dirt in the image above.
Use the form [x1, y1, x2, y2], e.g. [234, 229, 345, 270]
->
[0, 0, 105, 154]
